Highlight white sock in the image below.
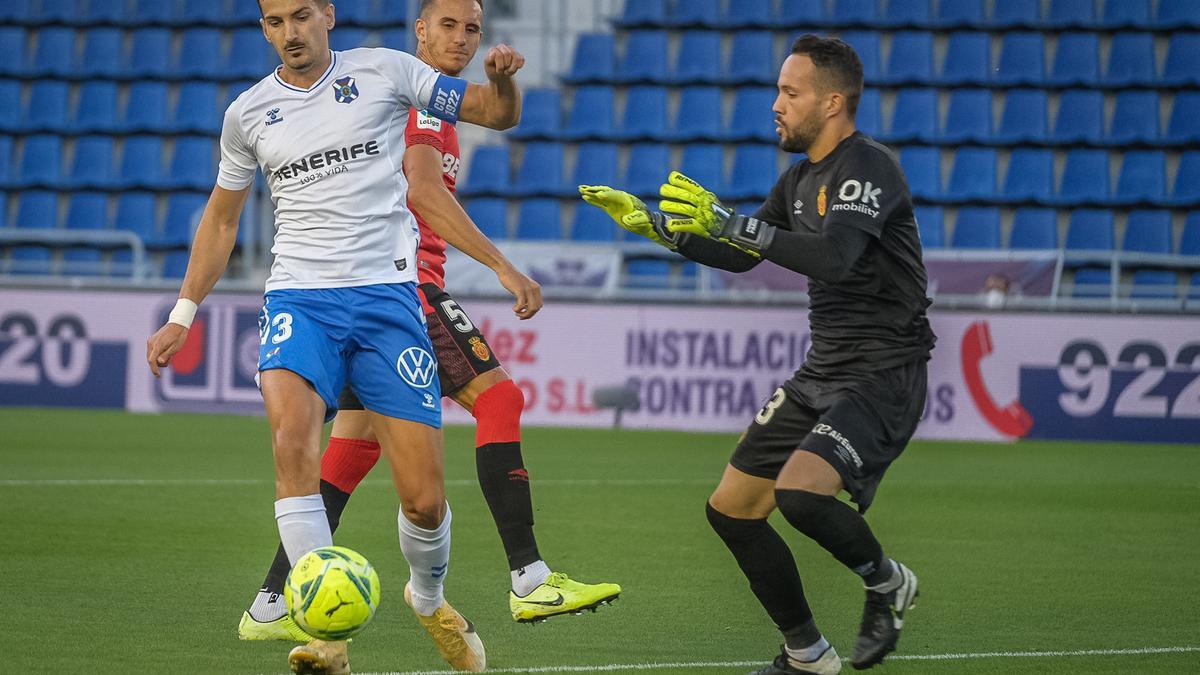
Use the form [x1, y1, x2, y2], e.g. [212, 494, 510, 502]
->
[511, 559, 552, 597]
[274, 494, 332, 565]
[786, 636, 831, 664]
[248, 589, 288, 623]
[398, 502, 452, 616]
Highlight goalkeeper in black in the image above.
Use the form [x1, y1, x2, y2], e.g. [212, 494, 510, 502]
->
[580, 35, 935, 674]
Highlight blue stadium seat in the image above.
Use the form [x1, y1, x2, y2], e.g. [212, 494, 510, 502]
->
[884, 32, 933, 85]
[625, 143, 670, 197]
[84, 0, 128, 24]
[722, 0, 773, 28]
[941, 89, 992, 143]
[0, 83, 21, 133]
[899, 146, 941, 200]
[1113, 151, 1165, 205]
[170, 83, 221, 135]
[880, 0, 931, 27]
[130, 0, 173, 26]
[1009, 207, 1057, 249]
[1054, 149, 1109, 206]
[329, 29, 369, 52]
[571, 202, 620, 241]
[32, 27, 73, 77]
[1051, 90, 1104, 144]
[113, 192, 157, 244]
[569, 143, 619, 192]
[1181, 212, 1200, 255]
[379, 28, 407, 51]
[932, 0, 985, 28]
[1072, 268, 1112, 297]
[372, 1, 408, 26]
[1130, 271, 1178, 300]
[680, 144, 726, 194]
[724, 32, 777, 86]
[459, 146, 508, 197]
[228, 0, 264, 26]
[725, 87, 777, 143]
[667, 0, 719, 28]
[776, 0, 827, 27]
[995, 89, 1047, 143]
[951, 207, 1001, 248]
[562, 86, 614, 141]
[332, 0, 373, 26]
[727, 145, 777, 200]
[17, 134, 62, 187]
[1109, 91, 1160, 145]
[945, 148, 996, 201]
[671, 86, 722, 142]
[914, 206, 944, 248]
[119, 136, 165, 190]
[32, 0, 78, 25]
[1066, 209, 1115, 250]
[1105, 33, 1156, 87]
[168, 137, 216, 191]
[1169, 152, 1200, 206]
[127, 28, 172, 78]
[63, 192, 108, 273]
[120, 82, 169, 133]
[511, 88, 561, 141]
[77, 27, 123, 78]
[68, 136, 116, 189]
[830, 0, 879, 27]
[464, 199, 509, 240]
[1155, 0, 1200, 29]
[1162, 34, 1200, 87]
[1123, 210, 1172, 253]
[159, 251, 189, 279]
[225, 27, 275, 79]
[840, 32, 881, 84]
[11, 191, 57, 273]
[1047, 0, 1095, 28]
[564, 34, 615, 84]
[616, 0, 667, 28]
[888, 88, 937, 142]
[0, 135, 12, 187]
[23, 80, 69, 133]
[1101, 0, 1151, 29]
[0, 27, 27, 77]
[615, 86, 668, 141]
[995, 32, 1044, 85]
[1001, 149, 1054, 203]
[1048, 32, 1100, 86]
[161, 193, 206, 248]
[176, 0, 224, 26]
[615, 31, 668, 84]
[940, 32, 990, 85]
[989, 0, 1040, 28]
[515, 199, 562, 240]
[0, 0, 30, 24]
[512, 143, 564, 198]
[857, 88, 882, 138]
[672, 31, 721, 85]
[624, 258, 672, 289]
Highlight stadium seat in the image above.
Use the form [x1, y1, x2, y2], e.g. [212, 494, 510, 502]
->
[1001, 149, 1054, 203]
[722, 0, 773, 28]
[951, 207, 1001, 248]
[615, 86, 668, 142]
[1155, 0, 1200, 29]
[331, 0, 371, 26]
[329, 29, 368, 52]
[994, 32, 1044, 85]
[512, 143, 564, 198]
[177, 0, 225, 26]
[0, 27, 27, 77]
[17, 134, 62, 188]
[839, 32, 880, 84]
[672, 31, 722, 85]
[22, 80, 69, 133]
[1162, 34, 1200, 87]
[464, 199, 509, 240]
[1054, 149, 1109, 206]
[0, 82, 21, 133]
[727, 145, 778, 200]
[168, 137, 216, 191]
[160, 251, 190, 279]
[170, 83, 221, 135]
[127, 28, 172, 78]
[1109, 91, 1160, 145]
[459, 146, 508, 197]
[856, 88, 882, 139]
[68, 136, 116, 189]
[1051, 90, 1104, 144]
[1047, 0, 1095, 28]
[884, 32, 933, 86]
[879, 0, 931, 27]
[680, 144, 726, 194]
[616, 0, 667, 28]
[625, 143, 671, 197]
[1181, 212, 1200, 255]
[564, 34, 615, 84]
[624, 258, 672, 289]
[62, 192, 107, 273]
[995, 89, 1047, 143]
[84, 0, 127, 24]
[1113, 151, 1166, 205]
[1130, 271, 1178, 300]
[371, 2, 408, 26]
[569, 143, 619, 193]
[113, 192, 157, 244]
[570, 201, 620, 241]
[511, 88, 561, 141]
[161, 193, 207, 248]
[78, 27, 123, 78]
[1169, 152, 1200, 206]
[1105, 33, 1156, 87]
[932, 0, 986, 28]
[830, 0, 879, 27]
[1123, 210, 1172, 254]
[1008, 207, 1058, 249]
[119, 136, 165, 190]
[1100, 0, 1151, 29]
[0, 135, 12, 187]
[228, 0, 265, 26]
[225, 27, 275, 79]
[1048, 32, 1100, 86]
[989, 0, 1041, 28]
[11, 191, 57, 273]
[671, 86, 722, 142]
[130, 0, 173, 26]
[776, 0, 827, 27]
[899, 146, 941, 200]
[615, 31, 668, 84]
[888, 88, 938, 142]
[31, 27, 73, 77]
[913, 205, 944, 248]
[724, 32, 777, 86]
[120, 82, 169, 133]
[377, 27, 406, 51]
[945, 147, 997, 201]
[939, 32, 990, 85]
[0, 0, 30, 24]
[725, 87, 777, 143]
[1072, 268, 1112, 297]
[667, 0, 719, 29]
[562, 86, 614, 141]
[941, 89, 992, 143]
[515, 199, 562, 240]
[1066, 209, 1115, 250]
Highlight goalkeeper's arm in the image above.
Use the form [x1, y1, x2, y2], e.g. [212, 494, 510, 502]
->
[674, 219, 871, 281]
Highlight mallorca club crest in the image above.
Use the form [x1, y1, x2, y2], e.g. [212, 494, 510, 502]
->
[817, 184, 827, 216]
[332, 76, 359, 104]
[468, 336, 491, 361]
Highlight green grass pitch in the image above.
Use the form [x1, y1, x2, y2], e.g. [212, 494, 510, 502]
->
[2, 408, 1197, 674]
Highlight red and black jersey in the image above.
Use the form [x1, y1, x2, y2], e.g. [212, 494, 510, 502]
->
[404, 107, 461, 293]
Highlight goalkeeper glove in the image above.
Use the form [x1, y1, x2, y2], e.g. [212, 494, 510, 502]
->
[578, 184, 680, 250]
[658, 171, 775, 257]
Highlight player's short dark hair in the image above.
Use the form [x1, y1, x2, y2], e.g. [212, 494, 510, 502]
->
[418, 0, 484, 20]
[257, 0, 331, 14]
[789, 34, 864, 117]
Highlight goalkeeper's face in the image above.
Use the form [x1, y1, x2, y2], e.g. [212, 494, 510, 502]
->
[415, 0, 484, 77]
[773, 54, 829, 154]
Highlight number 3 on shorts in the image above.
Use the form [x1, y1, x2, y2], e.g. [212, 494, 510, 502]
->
[755, 387, 786, 425]
[259, 312, 295, 345]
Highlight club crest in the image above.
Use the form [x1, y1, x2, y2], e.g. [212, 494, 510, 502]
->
[332, 76, 359, 104]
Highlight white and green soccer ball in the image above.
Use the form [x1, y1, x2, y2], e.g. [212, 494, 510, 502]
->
[284, 546, 381, 640]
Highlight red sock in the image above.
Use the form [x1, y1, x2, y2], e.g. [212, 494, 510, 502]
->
[320, 437, 382, 494]
[473, 379, 523, 445]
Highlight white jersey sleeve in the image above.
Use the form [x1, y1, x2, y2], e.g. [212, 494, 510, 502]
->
[376, 49, 441, 112]
[216, 96, 257, 191]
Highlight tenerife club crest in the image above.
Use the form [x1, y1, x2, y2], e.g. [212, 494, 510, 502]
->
[332, 76, 359, 104]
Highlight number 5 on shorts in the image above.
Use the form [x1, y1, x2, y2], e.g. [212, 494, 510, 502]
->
[756, 387, 786, 425]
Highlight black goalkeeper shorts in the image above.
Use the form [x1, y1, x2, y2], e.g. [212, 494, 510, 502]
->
[338, 283, 502, 410]
[730, 358, 927, 512]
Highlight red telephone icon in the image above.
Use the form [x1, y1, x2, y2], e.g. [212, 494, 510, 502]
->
[961, 321, 1033, 437]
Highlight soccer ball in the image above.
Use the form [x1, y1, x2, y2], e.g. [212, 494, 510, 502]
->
[284, 546, 381, 640]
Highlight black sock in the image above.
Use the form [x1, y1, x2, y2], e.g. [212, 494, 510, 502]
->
[260, 480, 352, 595]
[476, 441, 540, 570]
[706, 502, 822, 648]
[774, 488, 892, 586]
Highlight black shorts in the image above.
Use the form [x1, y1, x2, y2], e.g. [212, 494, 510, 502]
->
[730, 358, 927, 512]
[338, 283, 502, 410]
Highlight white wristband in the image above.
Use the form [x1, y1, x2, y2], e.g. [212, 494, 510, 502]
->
[167, 298, 198, 329]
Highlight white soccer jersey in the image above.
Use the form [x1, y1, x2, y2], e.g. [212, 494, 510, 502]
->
[218, 48, 452, 291]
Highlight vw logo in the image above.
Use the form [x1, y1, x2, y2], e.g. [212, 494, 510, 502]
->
[397, 347, 437, 389]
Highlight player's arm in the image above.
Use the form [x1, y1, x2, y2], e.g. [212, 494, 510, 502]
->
[403, 144, 541, 319]
[456, 44, 523, 130]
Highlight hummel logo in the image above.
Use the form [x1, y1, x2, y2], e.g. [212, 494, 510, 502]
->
[522, 593, 565, 607]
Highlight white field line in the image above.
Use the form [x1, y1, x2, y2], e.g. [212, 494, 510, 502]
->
[0, 478, 715, 487]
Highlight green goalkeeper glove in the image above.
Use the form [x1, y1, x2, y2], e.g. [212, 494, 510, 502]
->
[658, 171, 776, 257]
[578, 184, 680, 250]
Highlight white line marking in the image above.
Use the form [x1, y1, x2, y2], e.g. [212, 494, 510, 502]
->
[354, 646, 1200, 675]
[0, 478, 715, 487]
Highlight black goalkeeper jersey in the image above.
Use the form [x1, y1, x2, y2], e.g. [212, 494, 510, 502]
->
[753, 132, 936, 376]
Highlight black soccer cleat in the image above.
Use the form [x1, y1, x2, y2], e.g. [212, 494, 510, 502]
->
[851, 562, 918, 670]
[750, 644, 842, 674]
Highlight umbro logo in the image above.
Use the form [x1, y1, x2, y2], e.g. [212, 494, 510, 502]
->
[793, 199, 803, 215]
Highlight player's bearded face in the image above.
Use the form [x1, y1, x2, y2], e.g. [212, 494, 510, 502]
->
[777, 104, 824, 153]
[261, 0, 333, 73]
[773, 55, 826, 153]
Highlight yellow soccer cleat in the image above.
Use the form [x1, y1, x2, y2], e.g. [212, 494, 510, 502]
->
[404, 583, 486, 672]
[509, 572, 621, 623]
[237, 610, 314, 642]
[287, 639, 349, 675]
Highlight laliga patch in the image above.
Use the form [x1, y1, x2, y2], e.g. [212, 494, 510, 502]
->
[332, 76, 359, 104]
[416, 111, 443, 132]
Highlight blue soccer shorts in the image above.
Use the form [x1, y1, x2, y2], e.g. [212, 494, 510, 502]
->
[256, 283, 441, 426]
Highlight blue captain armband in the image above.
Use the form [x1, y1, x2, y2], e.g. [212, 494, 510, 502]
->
[427, 74, 468, 124]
